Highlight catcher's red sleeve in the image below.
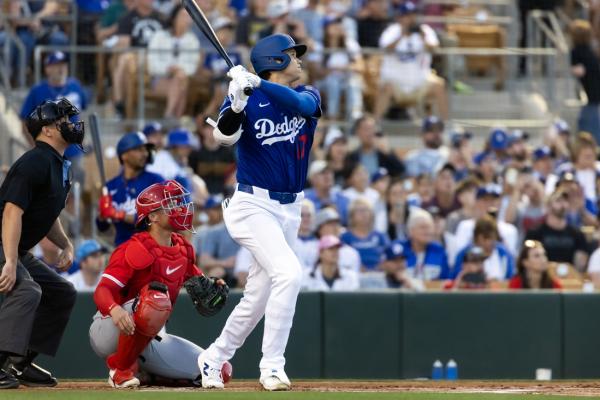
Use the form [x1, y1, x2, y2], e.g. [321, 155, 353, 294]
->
[94, 282, 121, 316]
[94, 245, 135, 315]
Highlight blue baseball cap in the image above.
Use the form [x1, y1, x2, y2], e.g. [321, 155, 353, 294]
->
[143, 122, 163, 136]
[386, 241, 406, 260]
[396, 1, 417, 16]
[45, 51, 68, 66]
[422, 115, 444, 132]
[372, 167, 389, 182]
[476, 184, 502, 199]
[76, 240, 106, 262]
[533, 146, 552, 161]
[473, 151, 495, 165]
[167, 129, 194, 148]
[489, 128, 508, 150]
[204, 194, 224, 209]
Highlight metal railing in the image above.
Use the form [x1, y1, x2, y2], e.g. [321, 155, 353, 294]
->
[526, 9, 577, 110]
[33, 41, 564, 122]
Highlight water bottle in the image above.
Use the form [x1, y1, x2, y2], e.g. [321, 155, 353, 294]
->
[431, 360, 443, 380]
[446, 359, 458, 380]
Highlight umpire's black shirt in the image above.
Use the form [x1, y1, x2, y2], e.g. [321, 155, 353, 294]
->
[0, 141, 71, 255]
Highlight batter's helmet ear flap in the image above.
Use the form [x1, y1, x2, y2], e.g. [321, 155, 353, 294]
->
[250, 34, 307, 75]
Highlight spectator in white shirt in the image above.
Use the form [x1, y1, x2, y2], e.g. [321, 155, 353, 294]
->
[293, 199, 319, 271]
[147, 5, 200, 118]
[302, 235, 360, 291]
[452, 184, 519, 262]
[404, 116, 449, 178]
[342, 164, 385, 232]
[68, 240, 107, 292]
[375, 1, 447, 119]
[315, 207, 361, 273]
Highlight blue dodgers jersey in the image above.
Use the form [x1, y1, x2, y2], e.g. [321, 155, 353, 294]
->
[219, 84, 321, 193]
[99, 170, 164, 245]
[21, 79, 88, 159]
[340, 230, 389, 270]
[20, 78, 88, 119]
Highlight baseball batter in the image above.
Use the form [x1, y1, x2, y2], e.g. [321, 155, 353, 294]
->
[198, 33, 321, 391]
[89, 180, 230, 388]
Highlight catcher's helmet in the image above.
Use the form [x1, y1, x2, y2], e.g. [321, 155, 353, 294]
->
[250, 34, 306, 75]
[26, 98, 81, 139]
[136, 180, 194, 232]
[116, 131, 155, 163]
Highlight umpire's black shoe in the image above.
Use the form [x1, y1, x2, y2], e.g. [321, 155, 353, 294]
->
[10, 363, 57, 387]
[0, 368, 19, 389]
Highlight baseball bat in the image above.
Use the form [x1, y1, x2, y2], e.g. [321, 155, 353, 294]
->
[88, 113, 108, 195]
[181, 0, 253, 96]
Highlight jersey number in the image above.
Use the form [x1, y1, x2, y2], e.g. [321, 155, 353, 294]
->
[296, 134, 307, 160]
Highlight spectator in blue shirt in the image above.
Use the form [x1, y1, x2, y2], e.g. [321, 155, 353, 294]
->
[97, 132, 164, 245]
[194, 194, 240, 288]
[20, 51, 88, 182]
[340, 198, 388, 271]
[304, 160, 350, 224]
[20, 52, 88, 136]
[400, 207, 449, 280]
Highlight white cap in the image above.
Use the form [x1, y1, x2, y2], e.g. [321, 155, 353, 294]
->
[323, 125, 346, 149]
[308, 160, 329, 178]
[267, 0, 289, 18]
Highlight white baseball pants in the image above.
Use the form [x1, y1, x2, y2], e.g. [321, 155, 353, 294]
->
[203, 185, 303, 373]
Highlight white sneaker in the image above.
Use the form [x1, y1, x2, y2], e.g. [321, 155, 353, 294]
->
[197, 351, 224, 389]
[108, 369, 140, 389]
[260, 369, 291, 391]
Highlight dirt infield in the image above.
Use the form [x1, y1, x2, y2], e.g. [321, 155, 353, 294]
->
[44, 380, 600, 396]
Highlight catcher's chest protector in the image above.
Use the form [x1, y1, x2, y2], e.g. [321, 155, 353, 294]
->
[135, 233, 194, 299]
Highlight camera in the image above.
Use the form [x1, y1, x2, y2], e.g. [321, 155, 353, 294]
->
[409, 24, 421, 34]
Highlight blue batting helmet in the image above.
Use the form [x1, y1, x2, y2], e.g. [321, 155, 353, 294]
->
[250, 34, 307, 76]
[116, 131, 155, 163]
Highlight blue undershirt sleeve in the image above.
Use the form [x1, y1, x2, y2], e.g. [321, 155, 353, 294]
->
[259, 80, 318, 117]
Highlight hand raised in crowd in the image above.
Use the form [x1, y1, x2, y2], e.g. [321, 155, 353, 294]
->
[0, 260, 17, 293]
[56, 243, 75, 271]
[110, 305, 136, 336]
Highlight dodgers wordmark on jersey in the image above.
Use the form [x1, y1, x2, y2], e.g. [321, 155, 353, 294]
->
[219, 85, 321, 194]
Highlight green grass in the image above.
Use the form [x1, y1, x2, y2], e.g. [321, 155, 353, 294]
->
[0, 392, 595, 400]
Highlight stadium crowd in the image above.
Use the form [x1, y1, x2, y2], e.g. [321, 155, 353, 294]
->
[2, 0, 600, 293]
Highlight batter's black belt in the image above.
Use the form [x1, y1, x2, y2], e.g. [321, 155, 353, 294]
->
[237, 183, 297, 205]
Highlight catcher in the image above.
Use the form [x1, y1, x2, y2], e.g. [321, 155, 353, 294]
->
[89, 180, 231, 388]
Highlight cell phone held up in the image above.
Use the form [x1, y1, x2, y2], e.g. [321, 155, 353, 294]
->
[409, 24, 421, 34]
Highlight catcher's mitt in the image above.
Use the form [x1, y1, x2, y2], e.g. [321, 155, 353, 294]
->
[184, 275, 229, 317]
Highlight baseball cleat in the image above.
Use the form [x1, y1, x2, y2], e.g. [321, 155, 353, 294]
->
[0, 368, 19, 389]
[9, 363, 57, 387]
[260, 369, 291, 391]
[197, 351, 224, 389]
[108, 368, 140, 389]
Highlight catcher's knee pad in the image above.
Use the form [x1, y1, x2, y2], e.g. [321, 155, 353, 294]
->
[133, 282, 172, 337]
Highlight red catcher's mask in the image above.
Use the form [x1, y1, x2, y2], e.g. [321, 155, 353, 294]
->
[136, 180, 195, 232]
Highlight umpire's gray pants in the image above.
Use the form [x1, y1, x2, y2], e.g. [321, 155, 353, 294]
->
[0, 248, 77, 357]
[89, 300, 203, 380]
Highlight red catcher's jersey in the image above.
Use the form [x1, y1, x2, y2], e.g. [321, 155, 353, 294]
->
[99, 231, 201, 307]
